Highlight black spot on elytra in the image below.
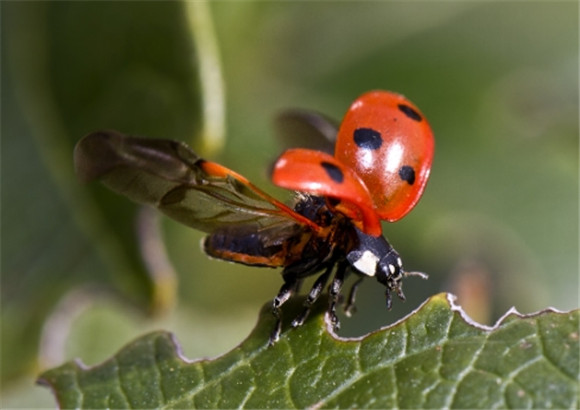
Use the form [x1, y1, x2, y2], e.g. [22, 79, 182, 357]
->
[354, 128, 383, 150]
[399, 165, 415, 185]
[321, 161, 344, 183]
[398, 104, 422, 122]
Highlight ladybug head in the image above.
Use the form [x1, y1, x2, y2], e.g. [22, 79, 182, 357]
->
[346, 227, 402, 282]
[376, 248, 406, 309]
[346, 227, 427, 309]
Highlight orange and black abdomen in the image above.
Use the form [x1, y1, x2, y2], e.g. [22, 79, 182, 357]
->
[202, 224, 305, 267]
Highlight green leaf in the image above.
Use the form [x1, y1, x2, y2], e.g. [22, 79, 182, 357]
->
[38, 293, 579, 409]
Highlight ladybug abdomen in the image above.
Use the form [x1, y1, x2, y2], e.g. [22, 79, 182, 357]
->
[203, 224, 301, 267]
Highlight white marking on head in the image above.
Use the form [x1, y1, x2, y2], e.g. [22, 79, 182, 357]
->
[389, 264, 396, 274]
[352, 250, 379, 276]
[397, 257, 403, 268]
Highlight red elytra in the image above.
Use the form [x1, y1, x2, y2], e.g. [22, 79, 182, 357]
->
[272, 90, 434, 235]
[271, 148, 381, 237]
[335, 90, 435, 222]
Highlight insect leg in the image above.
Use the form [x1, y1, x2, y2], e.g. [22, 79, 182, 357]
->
[385, 287, 393, 310]
[344, 275, 364, 317]
[269, 275, 299, 346]
[291, 264, 333, 328]
[328, 261, 348, 331]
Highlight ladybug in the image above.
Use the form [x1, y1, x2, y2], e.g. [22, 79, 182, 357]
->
[74, 90, 434, 344]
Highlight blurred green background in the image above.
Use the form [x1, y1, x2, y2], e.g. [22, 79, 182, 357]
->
[2, 2, 578, 407]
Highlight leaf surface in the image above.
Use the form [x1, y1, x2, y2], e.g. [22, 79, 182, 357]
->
[39, 293, 579, 409]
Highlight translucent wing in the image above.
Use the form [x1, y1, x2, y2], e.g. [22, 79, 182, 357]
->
[274, 109, 338, 155]
[74, 130, 320, 235]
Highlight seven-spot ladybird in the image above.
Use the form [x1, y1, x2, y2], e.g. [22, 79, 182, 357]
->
[73, 90, 434, 345]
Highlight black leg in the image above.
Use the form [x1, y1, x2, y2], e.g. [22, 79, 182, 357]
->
[328, 262, 347, 331]
[344, 276, 364, 317]
[269, 276, 298, 346]
[385, 288, 393, 310]
[291, 264, 333, 328]
[395, 284, 406, 302]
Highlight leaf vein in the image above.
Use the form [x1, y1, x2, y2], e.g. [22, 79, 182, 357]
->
[536, 318, 578, 382]
[113, 357, 132, 408]
[153, 337, 167, 406]
[443, 326, 488, 408]
[180, 344, 267, 404]
[71, 362, 85, 409]
[238, 384, 256, 409]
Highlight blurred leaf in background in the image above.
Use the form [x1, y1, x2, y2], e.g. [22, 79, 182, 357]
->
[2, 0, 206, 404]
[1, 1, 578, 408]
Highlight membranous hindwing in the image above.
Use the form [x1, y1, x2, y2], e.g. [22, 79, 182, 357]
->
[74, 130, 321, 235]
